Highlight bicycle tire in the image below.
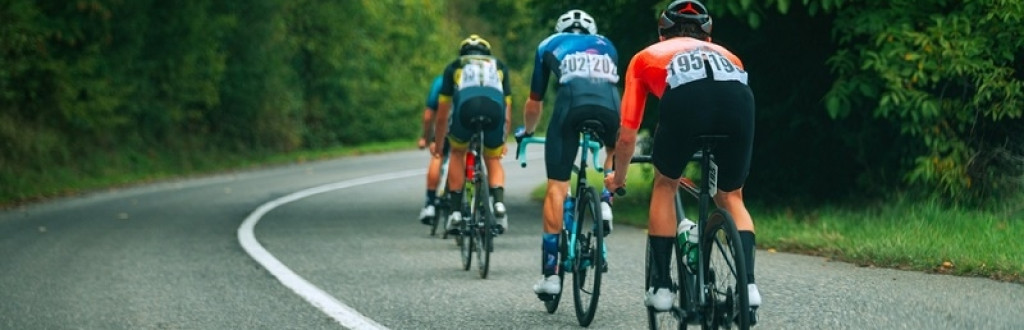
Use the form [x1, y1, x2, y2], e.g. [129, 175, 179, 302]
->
[459, 197, 472, 271]
[700, 209, 750, 330]
[431, 195, 445, 237]
[544, 230, 567, 314]
[572, 185, 603, 327]
[432, 161, 449, 237]
[475, 162, 493, 279]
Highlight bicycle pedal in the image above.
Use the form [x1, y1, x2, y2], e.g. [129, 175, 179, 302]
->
[749, 308, 758, 326]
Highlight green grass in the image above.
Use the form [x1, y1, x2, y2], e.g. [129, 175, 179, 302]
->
[0, 140, 415, 208]
[530, 164, 1024, 284]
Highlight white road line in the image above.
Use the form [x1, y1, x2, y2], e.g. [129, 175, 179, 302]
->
[237, 169, 424, 330]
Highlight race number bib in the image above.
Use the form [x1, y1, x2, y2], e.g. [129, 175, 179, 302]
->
[458, 57, 503, 91]
[559, 52, 619, 84]
[666, 48, 747, 89]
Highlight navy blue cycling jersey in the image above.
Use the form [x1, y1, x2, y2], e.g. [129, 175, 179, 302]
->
[425, 75, 443, 111]
[528, 33, 620, 104]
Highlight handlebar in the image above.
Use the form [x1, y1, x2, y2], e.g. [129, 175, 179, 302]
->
[517, 136, 604, 172]
[614, 155, 654, 196]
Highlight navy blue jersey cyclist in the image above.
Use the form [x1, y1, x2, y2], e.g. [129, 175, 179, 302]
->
[516, 9, 621, 297]
[418, 75, 449, 224]
[432, 34, 513, 234]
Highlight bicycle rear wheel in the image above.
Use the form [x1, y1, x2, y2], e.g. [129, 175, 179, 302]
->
[645, 238, 686, 330]
[700, 209, 750, 330]
[572, 186, 603, 327]
[431, 195, 446, 237]
[474, 174, 493, 279]
[459, 207, 472, 271]
[432, 159, 450, 237]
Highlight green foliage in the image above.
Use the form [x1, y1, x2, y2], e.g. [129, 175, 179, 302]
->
[825, 0, 1024, 202]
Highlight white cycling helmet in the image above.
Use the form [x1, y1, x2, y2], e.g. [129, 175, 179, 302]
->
[555, 9, 597, 35]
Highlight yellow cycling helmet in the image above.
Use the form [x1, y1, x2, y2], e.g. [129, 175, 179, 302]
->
[459, 34, 491, 56]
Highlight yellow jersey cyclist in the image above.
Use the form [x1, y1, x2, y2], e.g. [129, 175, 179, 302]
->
[604, 0, 761, 312]
[432, 34, 513, 234]
[418, 75, 448, 224]
[515, 9, 621, 296]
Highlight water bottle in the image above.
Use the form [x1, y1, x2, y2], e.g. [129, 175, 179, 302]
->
[678, 220, 699, 270]
[563, 194, 575, 231]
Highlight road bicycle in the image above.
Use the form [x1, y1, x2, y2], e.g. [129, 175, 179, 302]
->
[454, 116, 501, 279]
[517, 120, 608, 327]
[621, 135, 751, 329]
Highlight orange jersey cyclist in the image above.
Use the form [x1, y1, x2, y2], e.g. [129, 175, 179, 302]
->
[516, 9, 621, 297]
[432, 34, 513, 234]
[603, 0, 761, 313]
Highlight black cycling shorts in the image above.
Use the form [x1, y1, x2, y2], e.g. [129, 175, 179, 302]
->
[450, 93, 506, 156]
[652, 79, 754, 192]
[545, 105, 620, 181]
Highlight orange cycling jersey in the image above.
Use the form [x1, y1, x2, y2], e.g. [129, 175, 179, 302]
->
[620, 37, 745, 130]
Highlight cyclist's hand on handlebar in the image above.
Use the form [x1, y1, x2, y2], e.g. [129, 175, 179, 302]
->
[603, 173, 624, 196]
[417, 137, 428, 150]
[514, 126, 533, 144]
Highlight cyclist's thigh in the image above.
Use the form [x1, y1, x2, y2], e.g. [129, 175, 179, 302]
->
[651, 84, 712, 179]
[709, 82, 755, 192]
[544, 98, 576, 181]
[460, 93, 506, 158]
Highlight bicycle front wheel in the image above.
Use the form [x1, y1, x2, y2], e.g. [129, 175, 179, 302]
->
[572, 186, 603, 327]
[700, 209, 750, 330]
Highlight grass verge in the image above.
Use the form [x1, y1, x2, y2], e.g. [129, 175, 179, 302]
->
[0, 140, 414, 208]
[530, 164, 1024, 284]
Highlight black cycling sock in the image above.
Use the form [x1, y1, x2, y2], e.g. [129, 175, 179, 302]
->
[650, 236, 675, 289]
[448, 190, 463, 212]
[426, 190, 437, 206]
[490, 186, 504, 204]
[740, 231, 756, 284]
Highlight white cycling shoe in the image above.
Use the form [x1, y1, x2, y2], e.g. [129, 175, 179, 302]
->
[494, 202, 508, 233]
[446, 211, 462, 232]
[419, 205, 435, 225]
[748, 283, 761, 307]
[600, 201, 613, 235]
[533, 275, 561, 295]
[645, 287, 675, 312]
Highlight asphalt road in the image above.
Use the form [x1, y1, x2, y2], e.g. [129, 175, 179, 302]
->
[2, 149, 1022, 330]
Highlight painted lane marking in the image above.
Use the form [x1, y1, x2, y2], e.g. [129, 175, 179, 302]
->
[238, 169, 424, 330]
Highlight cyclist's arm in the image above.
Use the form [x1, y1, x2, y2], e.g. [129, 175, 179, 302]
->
[523, 98, 542, 134]
[433, 97, 451, 153]
[504, 96, 512, 143]
[421, 107, 435, 142]
[610, 127, 638, 189]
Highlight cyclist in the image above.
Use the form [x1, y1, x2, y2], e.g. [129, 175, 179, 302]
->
[603, 0, 761, 313]
[418, 74, 447, 225]
[515, 9, 621, 297]
[432, 34, 513, 234]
